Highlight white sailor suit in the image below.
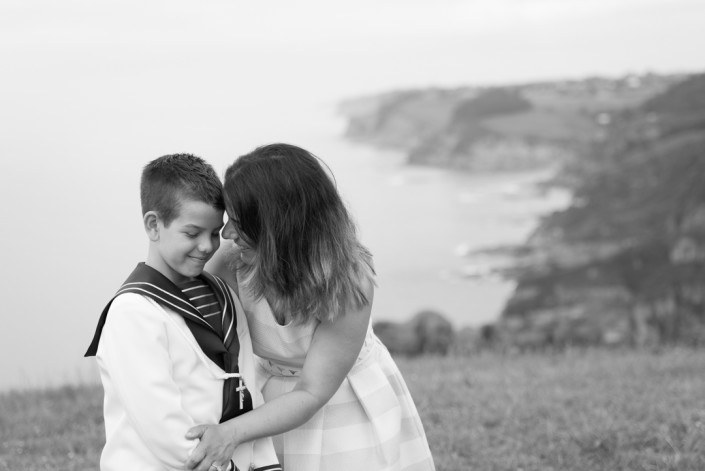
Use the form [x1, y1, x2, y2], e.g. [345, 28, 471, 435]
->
[85, 263, 280, 471]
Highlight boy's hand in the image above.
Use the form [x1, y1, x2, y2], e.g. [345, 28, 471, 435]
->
[185, 424, 238, 471]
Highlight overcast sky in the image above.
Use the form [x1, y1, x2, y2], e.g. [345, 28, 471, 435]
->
[2, 0, 703, 99]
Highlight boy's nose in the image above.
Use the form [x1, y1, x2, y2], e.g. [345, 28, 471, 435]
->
[199, 237, 215, 254]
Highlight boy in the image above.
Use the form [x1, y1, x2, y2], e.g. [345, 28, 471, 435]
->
[85, 154, 280, 471]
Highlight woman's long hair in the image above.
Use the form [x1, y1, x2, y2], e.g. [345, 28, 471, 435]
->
[224, 143, 375, 324]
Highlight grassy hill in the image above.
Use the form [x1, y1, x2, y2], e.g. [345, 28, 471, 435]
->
[2, 348, 704, 470]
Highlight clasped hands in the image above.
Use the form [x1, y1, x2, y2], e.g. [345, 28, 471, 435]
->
[185, 423, 238, 471]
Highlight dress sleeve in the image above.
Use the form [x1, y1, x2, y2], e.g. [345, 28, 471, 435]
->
[97, 293, 198, 470]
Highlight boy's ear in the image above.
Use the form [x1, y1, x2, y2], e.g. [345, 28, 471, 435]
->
[143, 211, 160, 241]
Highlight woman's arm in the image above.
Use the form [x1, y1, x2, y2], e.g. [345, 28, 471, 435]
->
[185, 285, 374, 471]
[207, 247, 240, 297]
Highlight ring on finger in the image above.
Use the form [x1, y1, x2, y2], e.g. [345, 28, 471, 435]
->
[209, 463, 224, 471]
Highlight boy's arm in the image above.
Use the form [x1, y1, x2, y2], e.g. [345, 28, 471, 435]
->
[98, 293, 199, 470]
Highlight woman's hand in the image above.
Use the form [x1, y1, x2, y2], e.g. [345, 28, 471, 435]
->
[184, 423, 238, 471]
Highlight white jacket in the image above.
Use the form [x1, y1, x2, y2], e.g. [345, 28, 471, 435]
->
[95, 290, 277, 471]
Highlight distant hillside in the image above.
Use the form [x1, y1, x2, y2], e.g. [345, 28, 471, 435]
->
[339, 74, 682, 172]
[495, 73, 705, 347]
[340, 72, 704, 347]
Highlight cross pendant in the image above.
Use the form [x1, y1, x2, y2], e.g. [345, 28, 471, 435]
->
[235, 378, 246, 410]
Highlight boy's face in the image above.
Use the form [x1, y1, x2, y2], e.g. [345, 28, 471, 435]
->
[151, 199, 224, 284]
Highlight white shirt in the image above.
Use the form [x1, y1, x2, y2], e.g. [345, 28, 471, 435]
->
[95, 291, 277, 471]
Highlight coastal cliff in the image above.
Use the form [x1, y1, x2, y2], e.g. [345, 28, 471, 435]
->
[341, 72, 704, 347]
[495, 73, 705, 347]
[339, 74, 679, 172]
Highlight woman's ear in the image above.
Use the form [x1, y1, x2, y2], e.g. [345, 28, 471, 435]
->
[143, 211, 160, 241]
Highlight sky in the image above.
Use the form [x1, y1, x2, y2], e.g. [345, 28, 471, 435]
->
[2, 0, 704, 97]
[0, 0, 703, 390]
[2, 0, 702, 165]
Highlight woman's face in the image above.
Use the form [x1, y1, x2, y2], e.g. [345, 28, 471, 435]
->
[221, 217, 255, 265]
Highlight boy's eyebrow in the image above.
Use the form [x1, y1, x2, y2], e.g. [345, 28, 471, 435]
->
[183, 223, 225, 230]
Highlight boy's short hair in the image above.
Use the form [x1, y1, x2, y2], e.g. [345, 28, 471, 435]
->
[141, 153, 224, 226]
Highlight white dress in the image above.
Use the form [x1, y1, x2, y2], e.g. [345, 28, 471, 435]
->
[238, 281, 436, 471]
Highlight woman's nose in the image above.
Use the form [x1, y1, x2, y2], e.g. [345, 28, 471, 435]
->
[221, 220, 237, 241]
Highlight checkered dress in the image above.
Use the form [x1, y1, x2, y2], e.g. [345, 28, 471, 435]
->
[240, 287, 436, 471]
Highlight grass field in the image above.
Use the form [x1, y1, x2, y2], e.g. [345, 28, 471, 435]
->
[2, 348, 704, 470]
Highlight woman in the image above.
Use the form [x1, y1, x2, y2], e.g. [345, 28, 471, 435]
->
[186, 143, 435, 471]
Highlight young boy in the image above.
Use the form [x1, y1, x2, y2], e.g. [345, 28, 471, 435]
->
[85, 154, 280, 471]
